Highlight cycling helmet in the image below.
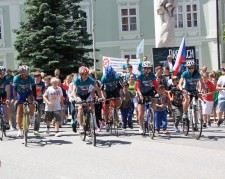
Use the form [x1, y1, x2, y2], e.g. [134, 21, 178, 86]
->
[0, 66, 6, 73]
[142, 61, 152, 68]
[105, 66, 114, 78]
[78, 66, 89, 75]
[186, 61, 196, 67]
[19, 65, 29, 73]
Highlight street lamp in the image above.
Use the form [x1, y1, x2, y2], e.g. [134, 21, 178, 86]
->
[91, 0, 96, 75]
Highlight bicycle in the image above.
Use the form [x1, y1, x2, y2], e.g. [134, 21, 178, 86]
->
[105, 97, 122, 137]
[142, 96, 155, 139]
[0, 100, 9, 141]
[178, 91, 203, 140]
[17, 99, 37, 146]
[76, 99, 100, 146]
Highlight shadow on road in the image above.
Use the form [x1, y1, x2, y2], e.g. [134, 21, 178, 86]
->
[95, 139, 132, 148]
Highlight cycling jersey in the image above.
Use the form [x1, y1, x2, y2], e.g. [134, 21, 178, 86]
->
[181, 70, 201, 92]
[0, 76, 10, 94]
[13, 74, 35, 94]
[137, 72, 156, 94]
[74, 76, 96, 96]
[101, 73, 120, 91]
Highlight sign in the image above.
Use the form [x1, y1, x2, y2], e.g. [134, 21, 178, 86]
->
[152, 46, 196, 68]
[102, 56, 140, 75]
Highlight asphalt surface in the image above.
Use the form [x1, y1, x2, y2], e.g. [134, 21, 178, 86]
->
[1, 121, 225, 179]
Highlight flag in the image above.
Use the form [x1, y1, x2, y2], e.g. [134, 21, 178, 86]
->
[136, 39, 144, 58]
[173, 37, 186, 76]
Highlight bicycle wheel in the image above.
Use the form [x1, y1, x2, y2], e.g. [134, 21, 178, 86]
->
[113, 109, 119, 137]
[0, 120, 3, 141]
[181, 118, 189, 136]
[191, 103, 203, 140]
[148, 109, 155, 139]
[23, 115, 29, 147]
[143, 108, 149, 135]
[80, 115, 87, 141]
[89, 113, 96, 146]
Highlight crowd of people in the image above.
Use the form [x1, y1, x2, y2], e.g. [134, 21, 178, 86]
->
[0, 56, 224, 138]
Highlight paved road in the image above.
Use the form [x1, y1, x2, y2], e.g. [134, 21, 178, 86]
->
[1, 121, 225, 179]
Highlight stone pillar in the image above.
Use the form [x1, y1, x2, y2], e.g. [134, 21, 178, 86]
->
[154, 0, 178, 47]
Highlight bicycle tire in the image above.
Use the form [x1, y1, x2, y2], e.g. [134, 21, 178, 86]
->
[89, 113, 96, 146]
[80, 115, 87, 141]
[23, 114, 29, 147]
[113, 109, 119, 137]
[143, 109, 149, 135]
[191, 102, 203, 140]
[0, 122, 3, 141]
[181, 118, 189, 136]
[148, 109, 155, 139]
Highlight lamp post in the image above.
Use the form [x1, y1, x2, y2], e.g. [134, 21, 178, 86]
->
[216, 0, 221, 69]
[91, 0, 96, 75]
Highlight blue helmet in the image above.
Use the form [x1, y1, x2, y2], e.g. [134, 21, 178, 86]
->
[105, 66, 114, 78]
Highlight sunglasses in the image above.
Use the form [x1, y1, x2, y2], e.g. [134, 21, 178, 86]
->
[144, 67, 151, 70]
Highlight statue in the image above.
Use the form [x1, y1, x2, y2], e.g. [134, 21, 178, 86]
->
[154, 0, 178, 47]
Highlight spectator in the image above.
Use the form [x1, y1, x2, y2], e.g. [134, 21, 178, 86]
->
[164, 55, 175, 73]
[138, 56, 148, 73]
[121, 57, 130, 75]
[124, 64, 137, 81]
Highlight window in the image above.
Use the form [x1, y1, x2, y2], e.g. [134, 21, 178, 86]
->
[124, 54, 136, 59]
[174, 3, 198, 28]
[186, 4, 198, 27]
[121, 8, 137, 31]
[175, 5, 184, 28]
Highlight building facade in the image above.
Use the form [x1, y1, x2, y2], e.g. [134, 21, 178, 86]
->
[0, 0, 224, 71]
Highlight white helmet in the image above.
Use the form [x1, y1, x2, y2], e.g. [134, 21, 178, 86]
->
[0, 66, 6, 73]
[142, 61, 152, 68]
[19, 65, 29, 73]
[186, 61, 195, 67]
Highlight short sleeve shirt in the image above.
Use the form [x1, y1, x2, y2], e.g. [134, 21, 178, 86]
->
[0, 76, 10, 94]
[137, 72, 156, 94]
[44, 86, 63, 111]
[101, 74, 120, 92]
[217, 75, 225, 99]
[181, 70, 201, 92]
[13, 74, 35, 94]
[74, 76, 96, 96]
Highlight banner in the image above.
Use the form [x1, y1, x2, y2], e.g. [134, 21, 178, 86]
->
[102, 56, 140, 75]
[152, 46, 196, 68]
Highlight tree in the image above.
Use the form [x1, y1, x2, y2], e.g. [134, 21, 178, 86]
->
[14, 0, 93, 75]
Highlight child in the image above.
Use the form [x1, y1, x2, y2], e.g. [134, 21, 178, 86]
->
[201, 73, 216, 127]
[120, 82, 134, 130]
[43, 77, 64, 137]
[154, 85, 170, 134]
[211, 77, 218, 123]
[168, 76, 184, 132]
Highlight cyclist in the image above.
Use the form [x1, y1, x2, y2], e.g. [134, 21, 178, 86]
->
[101, 66, 122, 132]
[136, 61, 158, 134]
[0, 66, 11, 130]
[72, 66, 101, 133]
[13, 65, 36, 137]
[178, 61, 205, 130]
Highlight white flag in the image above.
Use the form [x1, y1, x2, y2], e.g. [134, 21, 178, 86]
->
[136, 39, 144, 58]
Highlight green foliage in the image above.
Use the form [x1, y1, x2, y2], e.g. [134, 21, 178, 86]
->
[14, 0, 93, 75]
[96, 70, 103, 80]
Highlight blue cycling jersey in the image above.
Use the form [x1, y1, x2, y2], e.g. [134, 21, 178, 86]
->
[74, 76, 96, 96]
[0, 76, 10, 94]
[137, 72, 156, 94]
[181, 70, 201, 91]
[101, 73, 120, 91]
[13, 74, 35, 94]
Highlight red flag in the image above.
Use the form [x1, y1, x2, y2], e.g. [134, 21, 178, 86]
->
[173, 38, 186, 76]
